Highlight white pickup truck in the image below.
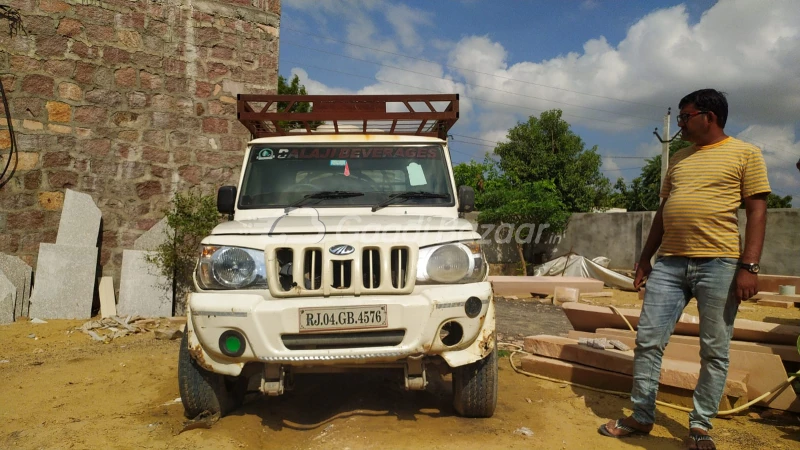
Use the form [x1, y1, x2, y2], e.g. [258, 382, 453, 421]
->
[179, 94, 496, 419]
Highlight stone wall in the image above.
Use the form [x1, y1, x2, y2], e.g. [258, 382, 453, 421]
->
[0, 0, 280, 287]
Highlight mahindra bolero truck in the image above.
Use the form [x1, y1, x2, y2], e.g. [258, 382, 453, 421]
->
[178, 94, 497, 419]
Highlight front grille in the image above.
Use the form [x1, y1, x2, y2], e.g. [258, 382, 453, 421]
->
[281, 329, 406, 350]
[266, 243, 417, 297]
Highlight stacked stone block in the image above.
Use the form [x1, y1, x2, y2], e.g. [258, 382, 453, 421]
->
[0, 0, 281, 289]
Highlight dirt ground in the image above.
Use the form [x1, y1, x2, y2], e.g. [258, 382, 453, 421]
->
[2, 290, 799, 450]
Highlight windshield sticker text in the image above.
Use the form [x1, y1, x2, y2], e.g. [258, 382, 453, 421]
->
[267, 147, 441, 160]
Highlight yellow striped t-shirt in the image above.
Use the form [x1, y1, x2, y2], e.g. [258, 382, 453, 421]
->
[659, 137, 771, 258]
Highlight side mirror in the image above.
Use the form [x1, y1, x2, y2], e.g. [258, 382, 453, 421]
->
[217, 186, 237, 218]
[457, 185, 475, 213]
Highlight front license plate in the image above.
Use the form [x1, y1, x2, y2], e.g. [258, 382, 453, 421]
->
[298, 305, 388, 332]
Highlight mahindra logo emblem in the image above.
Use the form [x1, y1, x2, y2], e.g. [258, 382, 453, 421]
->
[329, 244, 355, 255]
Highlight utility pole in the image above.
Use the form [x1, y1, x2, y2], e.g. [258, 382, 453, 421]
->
[653, 108, 679, 191]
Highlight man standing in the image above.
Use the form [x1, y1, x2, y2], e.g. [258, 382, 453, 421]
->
[598, 89, 770, 450]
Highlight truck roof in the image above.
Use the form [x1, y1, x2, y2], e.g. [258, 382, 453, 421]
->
[237, 94, 459, 140]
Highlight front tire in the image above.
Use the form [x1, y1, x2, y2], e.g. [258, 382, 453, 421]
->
[178, 328, 244, 418]
[452, 339, 498, 418]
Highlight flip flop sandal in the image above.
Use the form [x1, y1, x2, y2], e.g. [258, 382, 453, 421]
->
[689, 433, 716, 450]
[598, 419, 651, 438]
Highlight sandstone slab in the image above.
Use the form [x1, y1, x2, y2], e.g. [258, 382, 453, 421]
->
[133, 217, 172, 251]
[0, 271, 15, 324]
[0, 253, 33, 319]
[596, 328, 800, 364]
[568, 330, 800, 412]
[561, 302, 800, 345]
[117, 250, 172, 317]
[519, 355, 742, 410]
[523, 335, 748, 398]
[28, 244, 98, 319]
[757, 299, 796, 308]
[56, 189, 101, 247]
[99, 276, 117, 318]
[758, 275, 800, 293]
[489, 276, 603, 297]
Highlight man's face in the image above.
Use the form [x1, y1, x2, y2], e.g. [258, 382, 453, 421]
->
[676, 103, 709, 143]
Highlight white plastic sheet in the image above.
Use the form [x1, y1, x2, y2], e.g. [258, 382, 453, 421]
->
[533, 254, 636, 291]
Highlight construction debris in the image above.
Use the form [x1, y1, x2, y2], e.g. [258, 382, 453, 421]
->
[513, 427, 534, 437]
[77, 316, 183, 342]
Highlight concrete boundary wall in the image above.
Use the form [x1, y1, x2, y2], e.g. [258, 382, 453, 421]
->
[467, 209, 800, 276]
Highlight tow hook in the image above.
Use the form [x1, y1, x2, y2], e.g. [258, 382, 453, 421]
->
[404, 354, 427, 391]
[259, 364, 285, 396]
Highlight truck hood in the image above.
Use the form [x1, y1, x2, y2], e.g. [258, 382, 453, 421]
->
[212, 213, 475, 236]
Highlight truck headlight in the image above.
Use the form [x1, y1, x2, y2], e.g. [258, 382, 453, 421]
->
[196, 245, 267, 290]
[416, 241, 487, 284]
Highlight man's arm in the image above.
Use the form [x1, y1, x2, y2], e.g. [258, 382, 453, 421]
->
[634, 199, 667, 289]
[737, 192, 768, 301]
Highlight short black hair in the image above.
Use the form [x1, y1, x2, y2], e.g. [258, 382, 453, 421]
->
[679, 89, 728, 128]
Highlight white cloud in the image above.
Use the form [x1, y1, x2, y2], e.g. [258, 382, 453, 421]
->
[736, 126, 800, 204]
[385, 4, 433, 51]
[447, 1, 800, 132]
[283, 0, 800, 189]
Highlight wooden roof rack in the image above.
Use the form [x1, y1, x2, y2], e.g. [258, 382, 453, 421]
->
[237, 94, 459, 139]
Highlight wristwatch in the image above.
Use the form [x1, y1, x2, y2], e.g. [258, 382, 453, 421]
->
[739, 262, 760, 274]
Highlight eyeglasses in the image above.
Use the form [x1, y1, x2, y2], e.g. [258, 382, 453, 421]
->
[676, 111, 708, 124]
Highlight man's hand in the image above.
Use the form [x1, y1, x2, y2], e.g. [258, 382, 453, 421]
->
[736, 270, 759, 303]
[634, 259, 652, 290]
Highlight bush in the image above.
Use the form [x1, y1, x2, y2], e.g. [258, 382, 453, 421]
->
[146, 192, 221, 315]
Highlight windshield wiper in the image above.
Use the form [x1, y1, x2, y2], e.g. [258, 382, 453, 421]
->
[371, 191, 449, 212]
[285, 191, 363, 213]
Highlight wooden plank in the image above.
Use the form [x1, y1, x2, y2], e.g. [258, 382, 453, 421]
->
[594, 328, 800, 364]
[519, 355, 744, 409]
[568, 330, 800, 412]
[561, 302, 800, 345]
[524, 335, 748, 398]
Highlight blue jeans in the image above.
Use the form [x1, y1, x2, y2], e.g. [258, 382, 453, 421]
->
[631, 256, 739, 431]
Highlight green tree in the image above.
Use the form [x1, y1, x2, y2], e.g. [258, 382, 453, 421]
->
[478, 178, 570, 273]
[765, 194, 793, 208]
[453, 154, 499, 209]
[277, 74, 322, 131]
[614, 138, 691, 211]
[493, 110, 613, 212]
[146, 192, 222, 315]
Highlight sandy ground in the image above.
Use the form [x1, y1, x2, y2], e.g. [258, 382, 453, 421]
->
[1, 290, 799, 450]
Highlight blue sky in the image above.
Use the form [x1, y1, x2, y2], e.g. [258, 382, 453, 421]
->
[278, 0, 800, 204]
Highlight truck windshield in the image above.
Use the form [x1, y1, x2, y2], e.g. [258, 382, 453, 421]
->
[238, 144, 454, 209]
